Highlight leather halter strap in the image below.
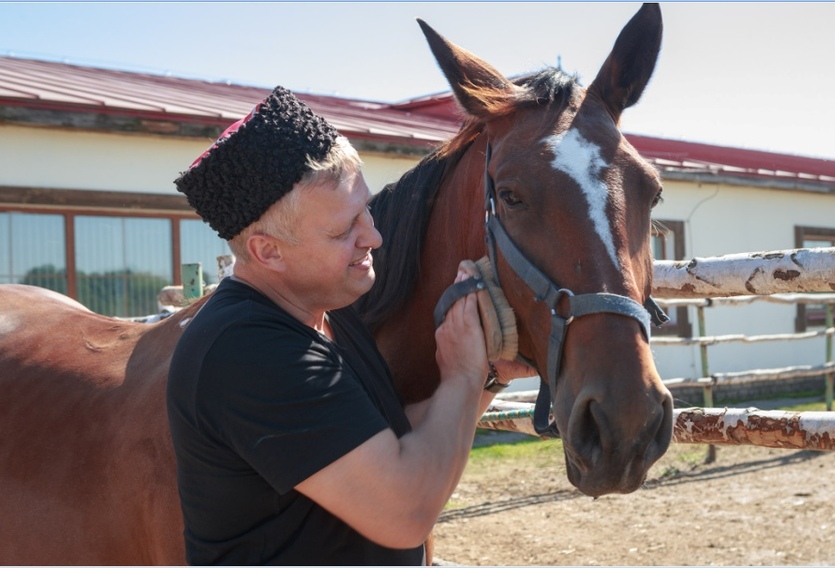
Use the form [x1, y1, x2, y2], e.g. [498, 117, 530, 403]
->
[481, 142, 669, 438]
[433, 275, 486, 329]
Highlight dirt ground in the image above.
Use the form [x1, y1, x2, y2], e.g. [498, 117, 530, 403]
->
[432, 435, 835, 566]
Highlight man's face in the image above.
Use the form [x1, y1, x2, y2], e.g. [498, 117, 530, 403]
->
[279, 172, 382, 312]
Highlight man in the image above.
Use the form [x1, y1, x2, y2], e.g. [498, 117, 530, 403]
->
[167, 85, 524, 564]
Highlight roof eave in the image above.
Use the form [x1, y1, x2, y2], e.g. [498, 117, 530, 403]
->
[0, 100, 444, 155]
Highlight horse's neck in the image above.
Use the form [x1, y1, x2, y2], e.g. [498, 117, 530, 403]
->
[378, 147, 487, 403]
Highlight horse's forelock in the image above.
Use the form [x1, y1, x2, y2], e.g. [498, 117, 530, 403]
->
[459, 67, 576, 115]
[516, 67, 578, 106]
[440, 67, 577, 158]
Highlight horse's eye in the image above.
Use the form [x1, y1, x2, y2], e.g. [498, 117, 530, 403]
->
[499, 189, 523, 208]
[651, 190, 664, 209]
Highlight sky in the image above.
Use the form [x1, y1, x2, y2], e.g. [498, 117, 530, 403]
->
[1, 2, 834, 160]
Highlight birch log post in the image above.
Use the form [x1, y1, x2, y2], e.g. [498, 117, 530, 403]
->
[652, 247, 835, 298]
[478, 402, 835, 450]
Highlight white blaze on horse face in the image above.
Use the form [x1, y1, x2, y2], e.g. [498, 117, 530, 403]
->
[544, 129, 620, 269]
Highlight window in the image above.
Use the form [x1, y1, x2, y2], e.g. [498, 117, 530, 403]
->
[795, 226, 835, 331]
[75, 216, 172, 317]
[0, 212, 67, 292]
[651, 219, 690, 337]
[1, 190, 228, 318]
[180, 219, 232, 286]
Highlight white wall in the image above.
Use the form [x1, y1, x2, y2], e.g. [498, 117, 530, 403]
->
[360, 153, 421, 194]
[651, 179, 834, 384]
[0, 125, 205, 194]
[0, 125, 421, 196]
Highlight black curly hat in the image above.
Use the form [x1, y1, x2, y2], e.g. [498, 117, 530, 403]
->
[175, 86, 339, 240]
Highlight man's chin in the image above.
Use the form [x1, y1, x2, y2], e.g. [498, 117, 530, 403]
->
[340, 273, 375, 307]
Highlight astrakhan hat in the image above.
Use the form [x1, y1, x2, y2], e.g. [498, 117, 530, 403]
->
[175, 86, 339, 240]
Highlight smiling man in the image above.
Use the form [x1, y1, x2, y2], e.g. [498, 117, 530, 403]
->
[166, 85, 505, 565]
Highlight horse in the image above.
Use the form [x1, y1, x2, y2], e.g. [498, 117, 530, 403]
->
[360, 3, 672, 495]
[0, 4, 671, 564]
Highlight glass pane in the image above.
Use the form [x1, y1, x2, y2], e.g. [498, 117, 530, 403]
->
[75, 216, 172, 317]
[0, 212, 66, 291]
[651, 225, 677, 261]
[0, 213, 9, 282]
[802, 237, 834, 327]
[651, 234, 665, 260]
[180, 219, 232, 285]
[125, 218, 173, 279]
[651, 227, 678, 326]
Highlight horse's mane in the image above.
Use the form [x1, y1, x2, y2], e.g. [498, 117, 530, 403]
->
[355, 67, 576, 332]
[354, 146, 466, 332]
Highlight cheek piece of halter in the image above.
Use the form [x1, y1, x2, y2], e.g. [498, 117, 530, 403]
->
[435, 142, 669, 439]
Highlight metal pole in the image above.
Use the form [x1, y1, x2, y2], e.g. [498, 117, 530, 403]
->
[696, 303, 717, 463]
[182, 263, 203, 301]
[826, 304, 834, 411]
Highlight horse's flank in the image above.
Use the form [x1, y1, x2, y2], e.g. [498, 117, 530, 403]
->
[0, 284, 202, 564]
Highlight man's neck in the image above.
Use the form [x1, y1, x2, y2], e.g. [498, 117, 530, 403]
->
[231, 268, 327, 333]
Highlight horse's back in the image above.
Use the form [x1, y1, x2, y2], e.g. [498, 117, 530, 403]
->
[0, 284, 186, 564]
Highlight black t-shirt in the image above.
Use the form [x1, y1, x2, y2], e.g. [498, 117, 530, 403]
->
[166, 278, 423, 565]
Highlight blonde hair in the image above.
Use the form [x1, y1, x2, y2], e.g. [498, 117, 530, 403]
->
[228, 137, 363, 260]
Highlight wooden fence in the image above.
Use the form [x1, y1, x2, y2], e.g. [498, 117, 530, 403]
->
[480, 247, 835, 451]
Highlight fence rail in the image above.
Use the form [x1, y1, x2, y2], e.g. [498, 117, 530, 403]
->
[652, 247, 835, 298]
[477, 401, 835, 451]
[481, 247, 835, 452]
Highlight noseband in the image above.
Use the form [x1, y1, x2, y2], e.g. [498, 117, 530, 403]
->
[483, 142, 668, 438]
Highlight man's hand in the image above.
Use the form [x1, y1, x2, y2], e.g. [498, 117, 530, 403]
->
[492, 358, 537, 383]
[434, 269, 489, 391]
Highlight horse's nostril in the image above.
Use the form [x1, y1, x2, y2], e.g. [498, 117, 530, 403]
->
[568, 388, 673, 468]
[567, 397, 605, 465]
[650, 390, 675, 456]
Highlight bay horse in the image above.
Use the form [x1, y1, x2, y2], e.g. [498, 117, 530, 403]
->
[0, 4, 671, 564]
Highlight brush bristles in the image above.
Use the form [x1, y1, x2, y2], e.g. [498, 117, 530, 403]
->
[475, 257, 518, 361]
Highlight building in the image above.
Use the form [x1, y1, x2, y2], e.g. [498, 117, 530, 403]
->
[2, 56, 834, 391]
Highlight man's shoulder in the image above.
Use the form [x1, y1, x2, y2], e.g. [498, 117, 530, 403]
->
[193, 279, 294, 329]
[175, 280, 317, 362]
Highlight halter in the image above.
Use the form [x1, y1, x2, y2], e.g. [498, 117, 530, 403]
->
[482, 142, 669, 438]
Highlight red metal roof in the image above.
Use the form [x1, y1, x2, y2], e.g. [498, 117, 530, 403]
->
[627, 134, 835, 189]
[0, 56, 458, 148]
[1, 55, 833, 190]
[390, 94, 835, 190]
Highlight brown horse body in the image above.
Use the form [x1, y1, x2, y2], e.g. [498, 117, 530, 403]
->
[0, 285, 195, 563]
[0, 5, 671, 563]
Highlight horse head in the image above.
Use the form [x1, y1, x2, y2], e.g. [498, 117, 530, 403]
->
[417, 4, 672, 497]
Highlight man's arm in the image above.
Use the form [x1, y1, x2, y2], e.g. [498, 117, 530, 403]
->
[295, 270, 486, 549]
[405, 358, 538, 427]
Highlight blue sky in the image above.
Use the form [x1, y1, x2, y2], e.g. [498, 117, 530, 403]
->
[2, 2, 834, 160]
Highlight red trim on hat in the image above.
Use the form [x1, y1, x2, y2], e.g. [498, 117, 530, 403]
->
[188, 101, 263, 169]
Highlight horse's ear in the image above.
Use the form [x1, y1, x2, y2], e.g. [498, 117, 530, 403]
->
[417, 19, 516, 117]
[588, 3, 663, 121]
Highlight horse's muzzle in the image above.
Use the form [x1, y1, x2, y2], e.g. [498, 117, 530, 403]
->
[561, 380, 674, 497]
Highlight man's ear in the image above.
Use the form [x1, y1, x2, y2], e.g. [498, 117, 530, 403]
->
[246, 233, 285, 271]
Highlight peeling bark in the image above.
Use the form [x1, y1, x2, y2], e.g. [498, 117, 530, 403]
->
[479, 403, 835, 451]
[653, 247, 835, 298]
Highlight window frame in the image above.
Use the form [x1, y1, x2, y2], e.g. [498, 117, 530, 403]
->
[794, 225, 835, 332]
[651, 219, 691, 337]
[0, 187, 229, 315]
